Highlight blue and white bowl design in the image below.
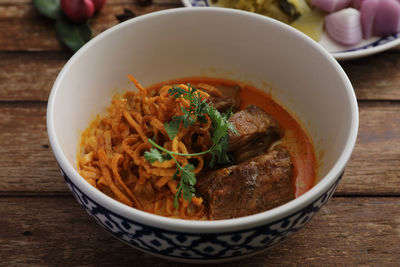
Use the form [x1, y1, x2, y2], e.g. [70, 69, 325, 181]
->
[334, 32, 400, 53]
[47, 8, 358, 263]
[62, 168, 341, 261]
[188, 0, 209, 6]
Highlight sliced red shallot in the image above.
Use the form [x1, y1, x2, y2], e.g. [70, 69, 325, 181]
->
[311, 0, 352, 13]
[325, 8, 362, 46]
[374, 0, 400, 36]
[360, 0, 379, 39]
[351, 0, 363, 10]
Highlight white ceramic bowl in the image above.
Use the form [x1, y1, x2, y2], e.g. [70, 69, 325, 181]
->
[47, 7, 358, 263]
[181, 0, 400, 60]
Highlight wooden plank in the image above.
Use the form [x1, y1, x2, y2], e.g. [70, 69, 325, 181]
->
[0, 197, 399, 265]
[337, 101, 400, 195]
[0, 103, 63, 193]
[341, 50, 400, 100]
[1, 102, 400, 195]
[0, 1, 182, 51]
[3, 51, 400, 101]
[0, 52, 68, 101]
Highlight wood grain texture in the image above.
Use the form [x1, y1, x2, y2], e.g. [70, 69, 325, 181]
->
[0, 197, 399, 266]
[0, 1, 182, 51]
[337, 101, 400, 195]
[0, 52, 68, 101]
[0, 103, 62, 193]
[0, 102, 400, 195]
[3, 50, 400, 101]
[341, 51, 400, 100]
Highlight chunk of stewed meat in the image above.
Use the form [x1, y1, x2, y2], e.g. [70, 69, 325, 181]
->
[196, 146, 294, 220]
[198, 83, 241, 113]
[209, 96, 239, 113]
[228, 105, 282, 162]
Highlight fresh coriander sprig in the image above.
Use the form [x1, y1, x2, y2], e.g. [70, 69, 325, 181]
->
[164, 85, 208, 140]
[145, 139, 203, 208]
[144, 84, 238, 208]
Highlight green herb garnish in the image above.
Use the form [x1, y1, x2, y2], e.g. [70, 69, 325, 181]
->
[164, 84, 208, 139]
[144, 84, 238, 208]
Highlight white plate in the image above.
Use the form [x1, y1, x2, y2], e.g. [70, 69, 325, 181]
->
[181, 0, 400, 61]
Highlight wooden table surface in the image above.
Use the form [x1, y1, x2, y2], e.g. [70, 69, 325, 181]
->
[1, 1, 400, 266]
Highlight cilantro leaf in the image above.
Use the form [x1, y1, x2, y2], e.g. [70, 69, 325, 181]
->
[197, 114, 208, 124]
[181, 164, 196, 186]
[173, 188, 182, 208]
[164, 116, 182, 140]
[168, 86, 188, 99]
[169, 84, 208, 130]
[144, 148, 171, 163]
[173, 164, 196, 208]
[209, 135, 232, 167]
[172, 168, 179, 181]
[204, 105, 237, 166]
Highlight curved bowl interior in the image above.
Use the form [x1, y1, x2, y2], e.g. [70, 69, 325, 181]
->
[182, 0, 400, 61]
[47, 8, 358, 233]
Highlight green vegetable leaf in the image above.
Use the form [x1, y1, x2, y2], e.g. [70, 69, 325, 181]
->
[224, 106, 237, 133]
[197, 114, 208, 124]
[169, 84, 209, 130]
[174, 164, 196, 208]
[173, 188, 182, 208]
[181, 164, 196, 186]
[33, 0, 62, 20]
[164, 116, 182, 140]
[181, 165, 196, 201]
[209, 136, 232, 167]
[168, 86, 188, 99]
[171, 168, 179, 181]
[144, 148, 171, 163]
[205, 105, 237, 166]
[55, 16, 92, 52]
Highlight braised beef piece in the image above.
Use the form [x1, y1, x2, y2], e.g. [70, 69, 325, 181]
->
[200, 83, 241, 113]
[228, 105, 282, 162]
[196, 146, 294, 220]
[209, 96, 239, 113]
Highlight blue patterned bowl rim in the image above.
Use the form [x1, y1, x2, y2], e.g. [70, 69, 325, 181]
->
[62, 169, 341, 261]
[47, 7, 359, 234]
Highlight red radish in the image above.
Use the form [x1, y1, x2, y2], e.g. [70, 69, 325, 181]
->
[373, 0, 400, 36]
[325, 8, 362, 45]
[360, 0, 379, 38]
[61, 0, 95, 23]
[91, 0, 107, 12]
[311, 0, 352, 13]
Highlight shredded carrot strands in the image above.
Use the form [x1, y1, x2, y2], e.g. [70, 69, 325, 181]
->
[78, 78, 213, 219]
[111, 153, 143, 209]
[98, 149, 133, 206]
[155, 176, 171, 188]
[123, 111, 148, 143]
[127, 74, 147, 96]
